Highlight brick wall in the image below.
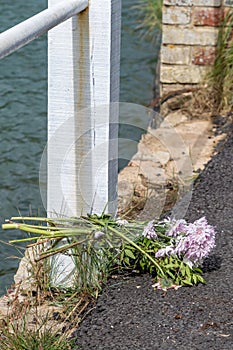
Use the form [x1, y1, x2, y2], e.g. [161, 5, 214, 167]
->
[160, 0, 233, 95]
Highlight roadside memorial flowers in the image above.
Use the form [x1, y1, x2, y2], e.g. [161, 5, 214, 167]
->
[119, 216, 216, 290]
[2, 215, 216, 292]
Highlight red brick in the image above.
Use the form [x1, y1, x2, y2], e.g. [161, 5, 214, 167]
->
[192, 47, 216, 65]
[193, 8, 224, 26]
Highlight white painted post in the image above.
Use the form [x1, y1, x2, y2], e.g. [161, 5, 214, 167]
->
[47, 0, 121, 218]
[47, 0, 121, 286]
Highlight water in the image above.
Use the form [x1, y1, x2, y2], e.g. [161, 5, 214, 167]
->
[0, 0, 160, 295]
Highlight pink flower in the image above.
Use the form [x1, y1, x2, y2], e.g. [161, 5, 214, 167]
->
[165, 218, 188, 237]
[94, 231, 105, 239]
[116, 218, 129, 226]
[175, 217, 216, 267]
[155, 245, 175, 258]
[142, 220, 158, 239]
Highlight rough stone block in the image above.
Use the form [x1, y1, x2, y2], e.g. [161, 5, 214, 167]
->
[160, 65, 207, 84]
[164, 0, 221, 5]
[163, 0, 193, 5]
[161, 84, 197, 95]
[193, 0, 221, 6]
[224, 0, 233, 6]
[118, 179, 135, 212]
[192, 46, 216, 65]
[163, 26, 218, 45]
[161, 45, 190, 65]
[163, 6, 191, 24]
[164, 112, 188, 127]
[132, 151, 169, 165]
[139, 161, 166, 186]
[194, 8, 224, 26]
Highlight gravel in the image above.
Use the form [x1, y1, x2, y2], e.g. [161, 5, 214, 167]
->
[72, 122, 233, 350]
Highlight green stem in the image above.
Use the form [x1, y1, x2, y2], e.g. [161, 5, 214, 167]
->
[10, 216, 51, 222]
[37, 238, 89, 261]
[2, 223, 52, 235]
[3, 223, 91, 237]
[109, 226, 165, 276]
[89, 217, 165, 277]
[9, 236, 48, 243]
[157, 231, 172, 242]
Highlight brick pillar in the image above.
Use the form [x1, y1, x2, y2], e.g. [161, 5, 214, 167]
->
[160, 0, 225, 96]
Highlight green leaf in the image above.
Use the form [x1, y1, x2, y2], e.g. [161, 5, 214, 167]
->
[192, 274, 198, 284]
[194, 267, 203, 273]
[169, 256, 174, 264]
[140, 260, 145, 270]
[125, 244, 135, 251]
[120, 250, 124, 262]
[185, 264, 191, 277]
[197, 275, 205, 283]
[149, 265, 154, 274]
[124, 256, 130, 265]
[181, 267, 186, 277]
[164, 264, 173, 269]
[179, 262, 185, 277]
[124, 249, 136, 259]
[182, 279, 193, 286]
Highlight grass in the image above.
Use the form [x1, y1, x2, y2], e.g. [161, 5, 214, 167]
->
[0, 286, 76, 350]
[131, 0, 162, 42]
[182, 9, 233, 116]
[205, 9, 233, 112]
[0, 217, 100, 349]
[1, 322, 74, 350]
[0, 215, 154, 348]
[0, 268, 93, 349]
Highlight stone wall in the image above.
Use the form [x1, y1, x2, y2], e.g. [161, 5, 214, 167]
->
[160, 0, 233, 95]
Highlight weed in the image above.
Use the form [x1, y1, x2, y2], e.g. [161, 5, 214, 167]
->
[207, 9, 233, 111]
[132, 0, 162, 42]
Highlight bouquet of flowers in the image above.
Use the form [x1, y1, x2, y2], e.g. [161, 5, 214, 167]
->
[120, 216, 216, 291]
[2, 215, 216, 292]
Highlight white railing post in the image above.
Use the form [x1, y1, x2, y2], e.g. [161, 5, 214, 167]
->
[0, 0, 121, 288]
[47, 0, 121, 218]
[47, 0, 121, 286]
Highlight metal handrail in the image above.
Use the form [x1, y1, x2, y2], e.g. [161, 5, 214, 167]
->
[0, 0, 88, 59]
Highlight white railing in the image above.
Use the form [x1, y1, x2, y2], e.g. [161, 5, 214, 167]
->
[0, 0, 88, 59]
[0, 0, 121, 287]
[0, 0, 121, 217]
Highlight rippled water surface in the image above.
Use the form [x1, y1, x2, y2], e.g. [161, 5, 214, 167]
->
[0, 0, 160, 295]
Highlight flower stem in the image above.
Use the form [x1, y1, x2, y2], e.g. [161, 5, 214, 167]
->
[88, 217, 165, 277]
